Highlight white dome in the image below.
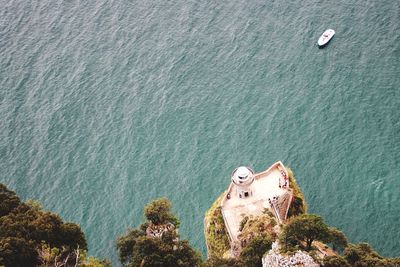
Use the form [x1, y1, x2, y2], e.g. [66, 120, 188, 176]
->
[237, 166, 251, 179]
[231, 166, 254, 186]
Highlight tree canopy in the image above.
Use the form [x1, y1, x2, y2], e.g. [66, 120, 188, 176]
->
[0, 184, 21, 217]
[0, 183, 108, 267]
[322, 255, 350, 267]
[280, 214, 331, 251]
[0, 202, 87, 250]
[203, 257, 245, 267]
[328, 227, 348, 252]
[344, 243, 400, 267]
[144, 197, 180, 227]
[240, 234, 273, 267]
[117, 198, 201, 267]
[0, 237, 38, 267]
[2, 183, 399, 267]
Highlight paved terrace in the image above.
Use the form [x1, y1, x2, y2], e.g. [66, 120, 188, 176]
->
[221, 162, 290, 242]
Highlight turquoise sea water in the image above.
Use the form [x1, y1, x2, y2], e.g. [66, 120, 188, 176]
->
[1, 0, 399, 264]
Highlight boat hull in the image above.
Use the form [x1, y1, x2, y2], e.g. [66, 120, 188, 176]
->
[318, 29, 335, 47]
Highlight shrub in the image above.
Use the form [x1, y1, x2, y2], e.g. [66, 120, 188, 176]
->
[240, 234, 272, 267]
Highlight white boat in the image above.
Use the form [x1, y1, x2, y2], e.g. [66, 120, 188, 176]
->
[318, 29, 335, 47]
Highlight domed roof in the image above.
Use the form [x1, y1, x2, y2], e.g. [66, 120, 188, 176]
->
[237, 166, 251, 179]
[231, 166, 254, 186]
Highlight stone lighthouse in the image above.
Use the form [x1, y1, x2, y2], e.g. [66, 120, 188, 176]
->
[231, 166, 255, 198]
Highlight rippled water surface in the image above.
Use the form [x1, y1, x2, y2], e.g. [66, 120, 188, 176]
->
[1, 0, 399, 264]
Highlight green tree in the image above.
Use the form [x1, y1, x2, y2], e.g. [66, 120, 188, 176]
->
[117, 198, 201, 267]
[0, 184, 21, 217]
[322, 255, 350, 267]
[59, 222, 87, 250]
[144, 198, 180, 226]
[240, 234, 273, 267]
[280, 214, 331, 251]
[116, 229, 144, 265]
[328, 227, 347, 252]
[0, 183, 95, 267]
[203, 257, 245, 267]
[118, 231, 201, 267]
[0, 237, 38, 267]
[341, 243, 400, 267]
[0, 204, 87, 250]
[344, 243, 377, 265]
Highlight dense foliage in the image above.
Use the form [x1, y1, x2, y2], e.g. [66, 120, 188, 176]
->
[203, 257, 245, 267]
[328, 227, 348, 252]
[239, 234, 273, 267]
[117, 198, 202, 267]
[0, 184, 108, 267]
[286, 168, 307, 217]
[0, 184, 21, 217]
[203, 194, 230, 258]
[279, 214, 400, 266]
[238, 213, 277, 245]
[2, 177, 400, 267]
[144, 197, 180, 227]
[280, 214, 331, 251]
[322, 255, 350, 267]
[0, 237, 38, 267]
[343, 243, 400, 267]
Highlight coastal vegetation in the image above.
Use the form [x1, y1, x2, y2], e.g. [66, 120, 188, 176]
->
[116, 198, 202, 267]
[286, 167, 307, 217]
[204, 166, 306, 259]
[203, 257, 244, 267]
[239, 234, 273, 267]
[203, 194, 230, 258]
[342, 243, 400, 267]
[203, 168, 399, 267]
[237, 213, 277, 248]
[1, 165, 399, 267]
[279, 214, 348, 252]
[0, 184, 109, 267]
